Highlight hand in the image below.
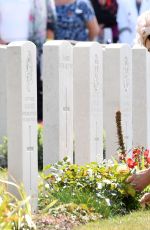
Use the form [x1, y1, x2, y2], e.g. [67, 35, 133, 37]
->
[140, 193, 150, 206]
[126, 168, 150, 191]
[98, 0, 106, 5]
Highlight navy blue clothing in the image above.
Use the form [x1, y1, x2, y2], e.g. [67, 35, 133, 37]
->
[55, 0, 95, 41]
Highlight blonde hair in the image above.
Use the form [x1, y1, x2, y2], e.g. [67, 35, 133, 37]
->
[135, 11, 150, 46]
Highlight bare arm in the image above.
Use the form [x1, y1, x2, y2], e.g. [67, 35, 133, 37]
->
[86, 17, 100, 40]
[47, 29, 54, 40]
[46, 0, 56, 40]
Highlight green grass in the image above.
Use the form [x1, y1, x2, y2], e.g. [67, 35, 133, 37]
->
[75, 210, 150, 230]
[52, 187, 110, 213]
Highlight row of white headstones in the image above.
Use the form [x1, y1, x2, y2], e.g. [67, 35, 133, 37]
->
[0, 40, 150, 210]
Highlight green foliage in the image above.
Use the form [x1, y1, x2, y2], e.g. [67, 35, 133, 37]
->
[38, 122, 43, 170]
[0, 136, 8, 167]
[0, 179, 35, 229]
[0, 136, 7, 159]
[0, 123, 43, 170]
[39, 158, 141, 219]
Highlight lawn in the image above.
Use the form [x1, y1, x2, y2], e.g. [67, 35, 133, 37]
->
[76, 210, 150, 230]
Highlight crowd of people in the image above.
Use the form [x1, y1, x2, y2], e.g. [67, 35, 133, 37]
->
[0, 0, 150, 120]
[1, 0, 150, 45]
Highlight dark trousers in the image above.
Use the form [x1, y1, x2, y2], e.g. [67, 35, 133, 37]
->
[37, 62, 43, 121]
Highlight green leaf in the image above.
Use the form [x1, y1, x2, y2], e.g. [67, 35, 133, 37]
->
[126, 185, 136, 197]
[43, 199, 58, 213]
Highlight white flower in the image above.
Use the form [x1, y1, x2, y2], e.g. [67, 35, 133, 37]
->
[97, 175, 102, 179]
[97, 182, 103, 189]
[103, 179, 111, 184]
[56, 176, 61, 182]
[0, 196, 3, 205]
[107, 159, 114, 166]
[45, 183, 50, 189]
[87, 169, 93, 177]
[105, 198, 111, 206]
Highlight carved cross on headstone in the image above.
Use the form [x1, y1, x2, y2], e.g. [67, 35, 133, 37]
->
[123, 56, 129, 93]
[95, 121, 99, 155]
[26, 125, 33, 190]
[63, 88, 70, 148]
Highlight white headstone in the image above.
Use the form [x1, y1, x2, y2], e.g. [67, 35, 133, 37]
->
[43, 40, 73, 165]
[0, 46, 7, 143]
[132, 46, 150, 148]
[74, 42, 103, 164]
[103, 44, 132, 158]
[7, 41, 38, 210]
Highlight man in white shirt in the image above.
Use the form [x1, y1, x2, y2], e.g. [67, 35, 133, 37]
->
[0, 0, 56, 121]
[0, 0, 31, 44]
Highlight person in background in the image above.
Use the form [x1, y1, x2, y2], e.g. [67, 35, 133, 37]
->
[54, 0, 100, 41]
[127, 12, 150, 204]
[127, 11, 150, 206]
[32, 0, 56, 121]
[90, 0, 119, 43]
[0, 0, 56, 58]
[117, 0, 150, 46]
[0, 0, 56, 121]
[135, 10, 150, 51]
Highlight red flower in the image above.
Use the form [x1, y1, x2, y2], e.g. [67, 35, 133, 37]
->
[132, 149, 141, 158]
[144, 149, 149, 158]
[126, 158, 138, 169]
[143, 149, 150, 164]
[146, 154, 150, 164]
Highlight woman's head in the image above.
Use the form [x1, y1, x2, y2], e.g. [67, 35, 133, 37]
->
[136, 11, 150, 50]
[145, 35, 150, 52]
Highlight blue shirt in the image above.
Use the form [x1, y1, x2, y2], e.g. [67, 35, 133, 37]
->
[55, 0, 95, 41]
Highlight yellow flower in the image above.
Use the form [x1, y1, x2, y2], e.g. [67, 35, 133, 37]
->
[116, 164, 130, 174]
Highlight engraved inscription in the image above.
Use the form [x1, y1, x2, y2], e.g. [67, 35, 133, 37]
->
[22, 96, 36, 122]
[123, 56, 129, 93]
[26, 51, 33, 93]
[60, 63, 72, 70]
[93, 54, 100, 91]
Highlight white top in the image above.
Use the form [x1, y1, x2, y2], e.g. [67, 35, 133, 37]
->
[0, 0, 31, 42]
[117, 0, 150, 46]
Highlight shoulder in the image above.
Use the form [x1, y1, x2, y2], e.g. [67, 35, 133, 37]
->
[77, 0, 92, 7]
[76, 0, 93, 10]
